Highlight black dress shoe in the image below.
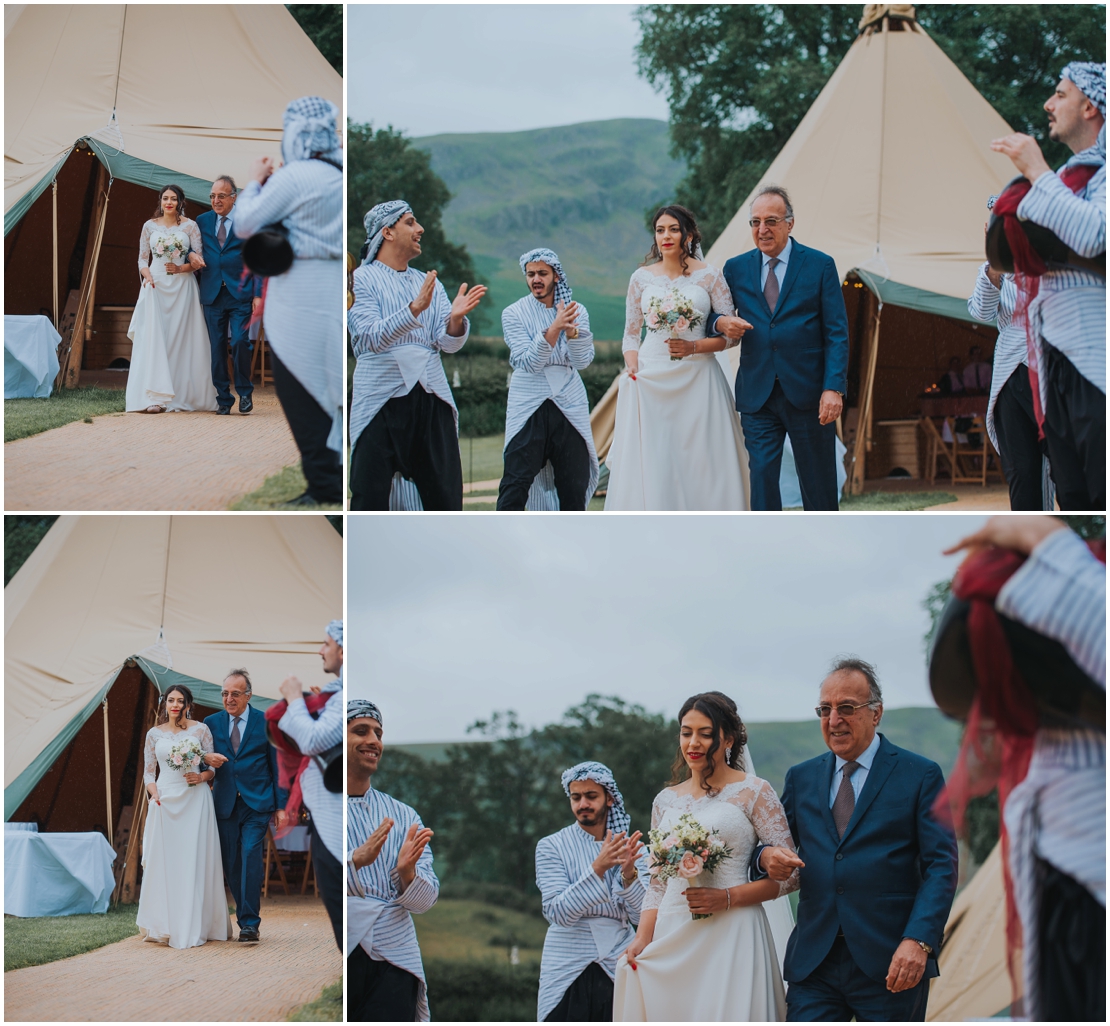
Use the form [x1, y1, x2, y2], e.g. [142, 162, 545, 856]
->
[238, 929, 260, 943]
[216, 406, 231, 415]
[239, 395, 253, 414]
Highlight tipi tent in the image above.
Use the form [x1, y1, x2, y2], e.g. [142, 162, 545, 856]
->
[5, 516, 341, 858]
[4, 5, 341, 385]
[592, 4, 1015, 492]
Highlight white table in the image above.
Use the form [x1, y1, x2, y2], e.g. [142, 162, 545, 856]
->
[4, 830, 117, 917]
[4, 315, 60, 398]
[275, 824, 310, 853]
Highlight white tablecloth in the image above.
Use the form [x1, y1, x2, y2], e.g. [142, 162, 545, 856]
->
[4, 315, 60, 398]
[4, 831, 117, 917]
[275, 824, 310, 853]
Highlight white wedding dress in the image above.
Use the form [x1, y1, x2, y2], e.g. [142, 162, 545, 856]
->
[613, 775, 798, 1022]
[135, 723, 229, 949]
[605, 265, 750, 510]
[126, 218, 217, 412]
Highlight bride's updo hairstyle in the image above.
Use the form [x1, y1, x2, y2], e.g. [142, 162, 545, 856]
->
[644, 204, 702, 276]
[154, 184, 187, 223]
[156, 684, 195, 728]
[669, 691, 748, 795]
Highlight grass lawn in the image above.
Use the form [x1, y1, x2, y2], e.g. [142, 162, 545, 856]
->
[413, 898, 546, 965]
[289, 979, 341, 1021]
[4, 903, 139, 972]
[840, 490, 957, 511]
[4, 387, 125, 442]
[230, 464, 341, 510]
[459, 434, 504, 484]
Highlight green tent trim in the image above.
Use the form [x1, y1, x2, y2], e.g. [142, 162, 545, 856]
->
[4, 139, 213, 237]
[854, 268, 990, 326]
[4, 659, 275, 821]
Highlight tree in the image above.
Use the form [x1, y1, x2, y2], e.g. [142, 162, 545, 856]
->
[285, 5, 342, 75]
[5, 516, 57, 585]
[635, 4, 1107, 245]
[346, 122, 487, 329]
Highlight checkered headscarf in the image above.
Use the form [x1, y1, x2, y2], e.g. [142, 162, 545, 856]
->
[348, 699, 382, 724]
[561, 760, 630, 835]
[520, 248, 572, 308]
[362, 201, 412, 265]
[1062, 62, 1106, 117]
[282, 96, 343, 166]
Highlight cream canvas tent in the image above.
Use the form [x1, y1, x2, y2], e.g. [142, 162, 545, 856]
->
[592, 4, 1015, 491]
[4, 516, 341, 847]
[4, 5, 341, 384]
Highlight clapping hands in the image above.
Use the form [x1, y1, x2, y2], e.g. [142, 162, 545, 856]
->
[591, 829, 644, 881]
[545, 300, 580, 346]
[396, 822, 435, 892]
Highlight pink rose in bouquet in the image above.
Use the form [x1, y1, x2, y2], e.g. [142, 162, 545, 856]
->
[662, 835, 679, 850]
[172, 753, 184, 766]
[674, 316, 689, 333]
[647, 312, 659, 328]
[677, 851, 705, 878]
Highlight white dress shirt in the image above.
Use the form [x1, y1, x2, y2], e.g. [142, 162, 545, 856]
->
[228, 703, 249, 738]
[829, 731, 881, 807]
[760, 236, 793, 291]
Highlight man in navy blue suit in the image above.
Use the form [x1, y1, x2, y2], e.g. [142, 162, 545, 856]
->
[196, 176, 262, 415]
[205, 668, 280, 943]
[752, 658, 958, 1021]
[712, 186, 849, 510]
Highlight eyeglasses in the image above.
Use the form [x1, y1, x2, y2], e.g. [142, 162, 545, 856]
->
[749, 217, 789, 228]
[209, 192, 233, 201]
[221, 690, 248, 700]
[815, 702, 877, 719]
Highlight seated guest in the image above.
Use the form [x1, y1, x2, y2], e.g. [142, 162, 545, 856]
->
[347, 700, 437, 1022]
[939, 356, 965, 395]
[536, 762, 646, 1021]
[962, 345, 993, 393]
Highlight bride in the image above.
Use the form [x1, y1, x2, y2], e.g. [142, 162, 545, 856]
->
[614, 692, 799, 1022]
[126, 185, 218, 413]
[136, 684, 230, 949]
[605, 206, 752, 510]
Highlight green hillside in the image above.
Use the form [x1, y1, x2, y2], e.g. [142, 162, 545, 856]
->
[413, 119, 685, 340]
[394, 706, 962, 798]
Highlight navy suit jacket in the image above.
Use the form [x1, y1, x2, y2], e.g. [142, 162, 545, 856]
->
[768, 734, 957, 985]
[195, 209, 262, 306]
[713, 239, 849, 414]
[205, 708, 278, 819]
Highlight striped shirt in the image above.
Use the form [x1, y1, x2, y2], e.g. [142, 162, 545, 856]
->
[277, 687, 342, 862]
[347, 261, 470, 454]
[535, 823, 648, 1022]
[503, 294, 599, 509]
[1017, 142, 1105, 397]
[348, 785, 439, 1021]
[233, 160, 343, 260]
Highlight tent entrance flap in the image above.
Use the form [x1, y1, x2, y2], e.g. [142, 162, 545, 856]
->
[133, 657, 276, 714]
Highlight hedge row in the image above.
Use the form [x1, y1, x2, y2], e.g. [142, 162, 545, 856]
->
[424, 959, 540, 1021]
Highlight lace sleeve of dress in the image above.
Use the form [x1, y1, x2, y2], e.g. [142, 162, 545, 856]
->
[749, 779, 800, 896]
[138, 221, 152, 272]
[196, 722, 215, 755]
[642, 793, 668, 911]
[184, 219, 204, 260]
[706, 266, 741, 349]
[143, 729, 158, 785]
[622, 269, 647, 353]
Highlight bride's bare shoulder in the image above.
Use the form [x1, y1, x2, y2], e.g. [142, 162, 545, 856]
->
[639, 262, 664, 277]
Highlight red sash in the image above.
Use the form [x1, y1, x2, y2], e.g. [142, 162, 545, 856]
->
[265, 692, 333, 840]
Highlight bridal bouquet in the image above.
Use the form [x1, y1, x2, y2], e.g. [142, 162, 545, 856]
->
[167, 737, 204, 785]
[645, 289, 703, 360]
[648, 812, 732, 919]
[153, 235, 186, 263]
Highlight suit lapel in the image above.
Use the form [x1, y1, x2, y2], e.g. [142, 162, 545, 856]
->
[840, 735, 897, 844]
[774, 240, 806, 312]
[819, 752, 840, 845]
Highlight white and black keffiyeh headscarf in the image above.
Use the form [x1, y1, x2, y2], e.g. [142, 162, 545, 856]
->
[561, 760, 630, 835]
[348, 699, 382, 724]
[1062, 61, 1106, 117]
[362, 201, 412, 265]
[282, 95, 343, 167]
[520, 247, 572, 308]
[326, 620, 343, 647]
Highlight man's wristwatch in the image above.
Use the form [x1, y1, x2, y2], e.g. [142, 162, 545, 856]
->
[909, 938, 933, 955]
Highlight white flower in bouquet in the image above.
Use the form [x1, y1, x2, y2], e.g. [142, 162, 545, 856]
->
[648, 811, 732, 919]
[646, 289, 703, 360]
[167, 737, 204, 786]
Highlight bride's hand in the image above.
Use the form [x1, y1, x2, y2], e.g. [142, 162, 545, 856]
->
[141, 269, 155, 289]
[624, 351, 639, 380]
[684, 886, 730, 915]
[623, 933, 649, 969]
[184, 771, 204, 785]
[667, 338, 696, 358]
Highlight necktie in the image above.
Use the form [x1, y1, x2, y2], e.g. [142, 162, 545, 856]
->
[217, 217, 227, 248]
[832, 761, 860, 837]
[764, 257, 780, 313]
[230, 716, 241, 755]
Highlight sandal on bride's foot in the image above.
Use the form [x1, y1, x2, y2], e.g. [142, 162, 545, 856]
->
[143, 404, 166, 414]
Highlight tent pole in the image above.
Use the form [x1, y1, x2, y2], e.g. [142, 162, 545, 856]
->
[52, 178, 59, 329]
[62, 161, 111, 389]
[115, 680, 157, 905]
[849, 290, 882, 495]
[102, 698, 113, 848]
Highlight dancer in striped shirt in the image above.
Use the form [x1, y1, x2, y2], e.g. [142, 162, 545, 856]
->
[348, 202, 487, 510]
[991, 62, 1105, 509]
[347, 699, 438, 1022]
[536, 761, 646, 1021]
[497, 249, 599, 510]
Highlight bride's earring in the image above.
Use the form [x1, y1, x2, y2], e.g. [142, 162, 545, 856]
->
[725, 745, 733, 765]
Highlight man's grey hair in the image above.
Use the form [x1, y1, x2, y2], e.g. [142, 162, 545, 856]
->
[750, 184, 794, 220]
[213, 174, 238, 193]
[826, 656, 882, 705]
[224, 668, 252, 694]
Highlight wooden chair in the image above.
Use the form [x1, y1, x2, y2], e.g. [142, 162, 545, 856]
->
[919, 416, 954, 485]
[262, 826, 290, 897]
[251, 326, 272, 386]
[952, 415, 1002, 486]
[301, 845, 318, 897]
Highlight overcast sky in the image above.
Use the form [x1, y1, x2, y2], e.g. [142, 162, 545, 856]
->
[348, 4, 670, 136]
[349, 515, 987, 744]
